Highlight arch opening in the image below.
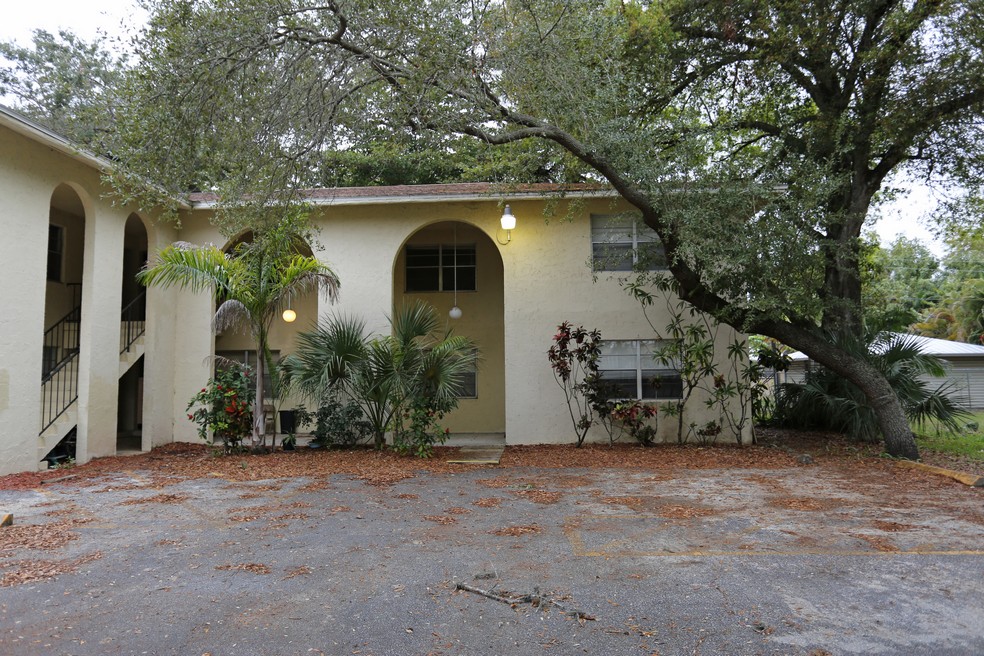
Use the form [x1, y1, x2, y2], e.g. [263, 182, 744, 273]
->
[40, 184, 87, 464]
[393, 220, 506, 436]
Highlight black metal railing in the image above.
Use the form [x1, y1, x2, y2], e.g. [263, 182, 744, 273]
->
[40, 351, 79, 435]
[121, 290, 147, 354]
[42, 305, 81, 379]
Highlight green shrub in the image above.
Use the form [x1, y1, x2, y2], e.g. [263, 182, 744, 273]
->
[774, 332, 970, 442]
[186, 366, 253, 453]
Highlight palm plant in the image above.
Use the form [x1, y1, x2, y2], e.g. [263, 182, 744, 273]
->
[137, 217, 340, 448]
[775, 332, 971, 443]
[281, 300, 477, 451]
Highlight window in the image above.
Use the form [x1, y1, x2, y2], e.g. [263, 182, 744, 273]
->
[215, 350, 279, 397]
[47, 225, 64, 281]
[456, 353, 478, 399]
[591, 214, 666, 271]
[598, 340, 682, 400]
[405, 244, 476, 292]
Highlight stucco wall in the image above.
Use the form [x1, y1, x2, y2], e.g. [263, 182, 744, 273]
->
[0, 122, 179, 475]
[170, 196, 750, 446]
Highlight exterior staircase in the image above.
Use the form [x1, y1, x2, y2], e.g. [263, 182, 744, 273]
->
[38, 291, 146, 465]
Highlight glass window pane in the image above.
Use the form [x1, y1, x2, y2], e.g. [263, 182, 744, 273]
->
[406, 267, 440, 292]
[598, 370, 638, 399]
[643, 370, 682, 399]
[592, 243, 634, 271]
[444, 266, 476, 291]
[406, 246, 440, 267]
[447, 245, 476, 266]
[456, 371, 477, 398]
[637, 242, 668, 269]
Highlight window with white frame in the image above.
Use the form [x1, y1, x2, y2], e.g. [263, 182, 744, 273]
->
[405, 244, 476, 292]
[598, 340, 682, 400]
[591, 213, 667, 271]
[456, 356, 477, 399]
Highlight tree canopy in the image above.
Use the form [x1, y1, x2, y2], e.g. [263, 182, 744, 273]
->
[0, 29, 127, 147]
[113, 0, 984, 458]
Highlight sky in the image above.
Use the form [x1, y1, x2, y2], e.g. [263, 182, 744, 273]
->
[0, 0, 947, 255]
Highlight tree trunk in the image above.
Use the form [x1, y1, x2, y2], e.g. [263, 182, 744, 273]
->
[254, 348, 265, 449]
[757, 320, 920, 460]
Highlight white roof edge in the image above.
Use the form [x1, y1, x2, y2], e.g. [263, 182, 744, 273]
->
[787, 332, 984, 361]
[0, 104, 112, 173]
[188, 188, 620, 210]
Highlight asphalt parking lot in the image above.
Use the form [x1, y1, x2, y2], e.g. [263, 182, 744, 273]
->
[1, 454, 982, 655]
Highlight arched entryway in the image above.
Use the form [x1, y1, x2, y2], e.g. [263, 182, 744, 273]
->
[393, 220, 505, 435]
[40, 184, 87, 463]
[117, 214, 148, 453]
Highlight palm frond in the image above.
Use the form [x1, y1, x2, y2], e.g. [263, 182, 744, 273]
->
[214, 299, 252, 335]
[136, 243, 237, 295]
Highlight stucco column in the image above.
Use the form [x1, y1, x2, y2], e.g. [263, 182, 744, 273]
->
[0, 181, 50, 474]
[76, 207, 125, 462]
[142, 221, 179, 449]
[170, 286, 215, 443]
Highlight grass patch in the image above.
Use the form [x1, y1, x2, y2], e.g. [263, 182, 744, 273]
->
[914, 411, 984, 461]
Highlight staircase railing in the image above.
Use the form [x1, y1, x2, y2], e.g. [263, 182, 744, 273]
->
[42, 305, 81, 378]
[121, 290, 147, 354]
[40, 349, 79, 434]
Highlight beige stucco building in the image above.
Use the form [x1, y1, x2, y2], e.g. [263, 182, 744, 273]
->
[0, 105, 750, 476]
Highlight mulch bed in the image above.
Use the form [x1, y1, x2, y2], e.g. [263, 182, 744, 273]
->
[0, 431, 981, 492]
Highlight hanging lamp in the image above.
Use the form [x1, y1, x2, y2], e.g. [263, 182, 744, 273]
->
[449, 222, 462, 319]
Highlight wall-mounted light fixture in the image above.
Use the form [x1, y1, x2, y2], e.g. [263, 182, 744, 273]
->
[497, 204, 516, 245]
[282, 308, 297, 323]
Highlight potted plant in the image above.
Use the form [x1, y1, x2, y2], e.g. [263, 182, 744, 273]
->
[281, 432, 297, 451]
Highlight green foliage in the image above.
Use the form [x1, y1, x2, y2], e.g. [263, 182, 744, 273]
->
[911, 232, 984, 344]
[297, 392, 374, 448]
[625, 274, 721, 444]
[774, 333, 972, 442]
[392, 400, 453, 458]
[609, 401, 659, 446]
[139, 212, 340, 447]
[914, 411, 984, 462]
[547, 322, 603, 447]
[0, 29, 125, 147]
[186, 365, 253, 453]
[115, 0, 984, 458]
[862, 236, 942, 334]
[282, 300, 477, 456]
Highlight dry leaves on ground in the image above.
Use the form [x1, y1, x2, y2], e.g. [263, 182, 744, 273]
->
[658, 505, 717, 519]
[215, 563, 271, 575]
[473, 497, 502, 508]
[423, 515, 456, 525]
[119, 493, 188, 506]
[769, 496, 844, 512]
[283, 565, 312, 580]
[0, 520, 89, 554]
[489, 524, 541, 537]
[512, 490, 562, 504]
[1, 551, 103, 587]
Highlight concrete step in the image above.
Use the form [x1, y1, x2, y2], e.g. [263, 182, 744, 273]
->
[444, 432, 506, 447]
[119, 334, 145, 376]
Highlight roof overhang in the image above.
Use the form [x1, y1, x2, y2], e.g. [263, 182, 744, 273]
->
[0, 104, 113, 173]
[186, 183, 619, 210]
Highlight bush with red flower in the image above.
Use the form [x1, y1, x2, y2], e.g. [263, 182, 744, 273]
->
[186, 365, 254, 452]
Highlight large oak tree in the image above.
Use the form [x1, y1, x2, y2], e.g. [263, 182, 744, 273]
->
[115, 0, 984, 458]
